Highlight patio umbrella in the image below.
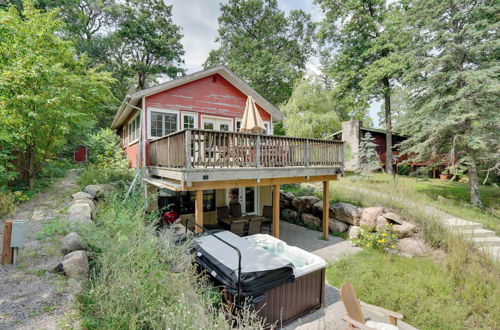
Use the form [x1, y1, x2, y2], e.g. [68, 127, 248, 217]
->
[240, 96, 265, 133]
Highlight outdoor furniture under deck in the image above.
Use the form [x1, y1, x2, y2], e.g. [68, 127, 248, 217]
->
[247, 217, 262, 235]
[229, 219, 247, 237]
[146, 129, 344, 239]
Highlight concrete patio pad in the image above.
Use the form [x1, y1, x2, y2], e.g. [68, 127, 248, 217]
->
[279, 221, 361, 262]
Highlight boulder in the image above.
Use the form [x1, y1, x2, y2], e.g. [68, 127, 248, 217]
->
[292, 196, 320, 213]
[280, 191, 295, 210]
[83, 184, 100, 199]
[73, 199, 96, 212]
[397, 237, 428, 256]
[312, 201, 336, 218]
[281, 209, 299, 223]
[301, 213, 321, 228]
[348, 225, 361, 239]
[61, 232, 87, 255]
[67, 214, 93, 225]
[72, 191, 93, 201]
[330, 203, 361, 226]
[67, 203, 93, 219]
[97, 183, 115, 198]
[329, 218, 349, 233]
[382, 212, 403, 225]
[393, 221, 418, 238]
[360, 207, 384, 228]
[376, 215, 388, 229]
[61, 250, 89, 280]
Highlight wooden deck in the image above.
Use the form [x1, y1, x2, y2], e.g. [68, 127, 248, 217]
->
[147, 129, 344, 188]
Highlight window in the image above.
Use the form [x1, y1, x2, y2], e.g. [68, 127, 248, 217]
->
[203, 121, 214, 130]
[263, 122, 272, 135]
[220, 123, 229, 131]
[183, 114, 196, 129]
[158, 189, 215, 214]
[236, 120, 242, 132]
[150, 111, 178, 138]
[128, 115, 140, 144]
[122, 127, 126, 147]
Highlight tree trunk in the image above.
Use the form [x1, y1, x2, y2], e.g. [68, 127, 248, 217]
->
[468, 161, 483, 208]
[383, 78, 393, 174]
[26, 143, 35, 190]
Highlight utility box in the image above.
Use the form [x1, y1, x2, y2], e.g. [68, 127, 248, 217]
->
[10, 220, 28, 248]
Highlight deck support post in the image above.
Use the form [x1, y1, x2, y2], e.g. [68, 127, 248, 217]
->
[195, 189, 203, 233]
[322, 181, 329, 240]
[272, 184, 280, 238]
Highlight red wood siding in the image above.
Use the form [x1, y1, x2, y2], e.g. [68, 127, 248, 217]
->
[118, 73, 273, 168]
[145, 74, 271, 123]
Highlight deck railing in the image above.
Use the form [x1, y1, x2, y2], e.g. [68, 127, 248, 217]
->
[148, 129, 344, 169]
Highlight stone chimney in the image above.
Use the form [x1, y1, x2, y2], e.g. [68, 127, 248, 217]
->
[341, 120, 362, 171]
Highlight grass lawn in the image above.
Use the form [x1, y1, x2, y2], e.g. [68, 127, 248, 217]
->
[327, 249, 500, 329]
[331, 174, 500, 234]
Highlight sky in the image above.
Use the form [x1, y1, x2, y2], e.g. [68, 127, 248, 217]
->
[169, 0, 381, 126]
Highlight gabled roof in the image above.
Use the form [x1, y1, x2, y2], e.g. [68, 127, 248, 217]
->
[111, 65, 284, 129]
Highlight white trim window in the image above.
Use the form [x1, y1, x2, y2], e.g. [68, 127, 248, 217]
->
[263, 121, 272, 135]
[128, 114, 140, 145]
[148, 108, 180, 139]
[201, 115, 232, 131]
[122, 126, 126, 147]
[182, 113, 197, 129]
[235, 118, 242, 132]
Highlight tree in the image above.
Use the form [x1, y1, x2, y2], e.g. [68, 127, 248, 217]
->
[356, 132, 382, 179]
[113, 0, 184, 91]
[204, 0, 315, 105]
[398, 0, 499, 207]
[0, 3, 114, 188]
[281, 76, 341, 138]
[317, 0, 409, 174]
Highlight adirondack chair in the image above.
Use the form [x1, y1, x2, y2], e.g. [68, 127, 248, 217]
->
[340, 282, 403, 330]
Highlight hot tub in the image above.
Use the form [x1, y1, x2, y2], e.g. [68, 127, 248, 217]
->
[194, 231, 326, 327]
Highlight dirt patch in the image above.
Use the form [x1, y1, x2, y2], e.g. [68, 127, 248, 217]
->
[0, 170, 81, 329]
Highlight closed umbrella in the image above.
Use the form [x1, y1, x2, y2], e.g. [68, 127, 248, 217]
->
[240, 96, 265, 133]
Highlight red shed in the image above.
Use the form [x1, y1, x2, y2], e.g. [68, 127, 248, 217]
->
[73, 145, 88, 163]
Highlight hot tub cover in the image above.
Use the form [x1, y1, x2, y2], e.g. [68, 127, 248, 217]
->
[195, 230, 294, 296]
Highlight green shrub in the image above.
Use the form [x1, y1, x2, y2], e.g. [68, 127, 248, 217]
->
[79, 188, 264, 329]
[86, 128, 129, 170]
[397, 164, 411, 176]
[0, 191, 16, 217]
[77, 128, 132, 188]
[77, 163, 133, 188]
[281, 183, 320, 198]
[351, 224, 399, 249]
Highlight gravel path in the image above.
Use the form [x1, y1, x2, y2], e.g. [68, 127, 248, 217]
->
[0, 170, 80, 329]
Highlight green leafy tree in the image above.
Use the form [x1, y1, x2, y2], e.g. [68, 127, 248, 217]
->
[317, 0, 409, 174]
[397, 0, 499, 207]
[356, 132, 383, 179]
[204, 0, 315, 105]
[281, 77, 341, 138]
[0, 3, 114, 188]
[113, 0, 184, 91]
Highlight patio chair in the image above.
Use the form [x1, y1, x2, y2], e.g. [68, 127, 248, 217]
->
[247, 218, 262, 235]
[230, 219, 247, 237]
[217, 206, 231, 221]
[229, 202, 245, 218]
[261, 205, 273, 234]
[340, 282, 403, 330]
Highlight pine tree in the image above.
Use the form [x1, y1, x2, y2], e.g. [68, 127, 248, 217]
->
[398, 0, 499, 207]
[356, 132, 383, 179]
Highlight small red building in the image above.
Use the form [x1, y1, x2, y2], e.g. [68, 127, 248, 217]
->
[73, 145, 88, 163]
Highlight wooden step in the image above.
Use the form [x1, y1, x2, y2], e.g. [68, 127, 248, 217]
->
[443, 217, 482, 230]
[479, 246, 500, 263]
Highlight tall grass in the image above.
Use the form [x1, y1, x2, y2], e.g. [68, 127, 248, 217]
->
[335, 174, 500, 234]
[321, 177, 500, 329]
[78, 188, 264, 329]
